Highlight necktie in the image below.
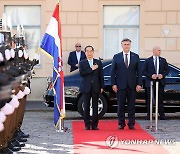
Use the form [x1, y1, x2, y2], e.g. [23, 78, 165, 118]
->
[125, 54, 128, 68]
[154, 57, 158, 75]
[89, 60, 93, 68]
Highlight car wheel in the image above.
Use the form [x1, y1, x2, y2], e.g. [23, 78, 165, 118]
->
[77, 94, 108, 118]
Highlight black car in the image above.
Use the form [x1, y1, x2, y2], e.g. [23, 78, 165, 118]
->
[44, 59, 180, 118]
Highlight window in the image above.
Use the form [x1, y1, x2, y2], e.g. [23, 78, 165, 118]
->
[167, 65, 179, 77]
[103, 63, 112, 76]
[103, 6, 140, 59]
[4, 5, 41, 61]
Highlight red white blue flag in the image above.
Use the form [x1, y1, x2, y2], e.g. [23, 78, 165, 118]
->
[40, 3, 65, 127]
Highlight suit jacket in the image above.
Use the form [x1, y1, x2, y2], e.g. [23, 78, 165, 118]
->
[111, 51, 142, 90]
[79, 58, 104, 93]
[143, 56, 170, 87]
[68, 51, 86, 72]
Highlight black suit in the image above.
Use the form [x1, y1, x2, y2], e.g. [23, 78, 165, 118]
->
[143, 56, 170, 118]
[79, 59, 104, 128]
[68, 51, 86, 72]
[111, 51, 142, 127]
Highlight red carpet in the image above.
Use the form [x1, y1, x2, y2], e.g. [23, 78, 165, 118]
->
[72, 120, 169, 154]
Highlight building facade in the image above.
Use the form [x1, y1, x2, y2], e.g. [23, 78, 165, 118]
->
[1, 0, 180, 100]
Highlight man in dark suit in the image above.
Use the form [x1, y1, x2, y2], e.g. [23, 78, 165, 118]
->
[111, 38, 142, 130]
[143, 46, 169, 120]
[68, 43, 86, 72]
[79, 45, 104, 130]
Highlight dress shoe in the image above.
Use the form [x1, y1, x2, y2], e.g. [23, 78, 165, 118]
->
[118, 125, 125, 130]
[17, 130, 30, 138]
[92, 127, 99, 130]
[16, 137, 27, 142]
[85, 126, 90, 130]
[1, 147, 14, 154]
[128, 126, 135, 130]
[9, 146, 21, 152]
[17, 132, 30, 138]
[145, 116, 150, 120]
[8, 143, 21, 152]
[160, 116, 166, 120]
[12, 139, 25, 147]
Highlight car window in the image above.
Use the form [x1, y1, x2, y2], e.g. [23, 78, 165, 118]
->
[140, 60, 180, 78]
[103, 60, 145, 76]
[102, 59, 180, 78]
[167, 65, 179, 77]
[103, 63, 112, 76]
[140, 59, 145, 67]
[66, 69, 79, 76]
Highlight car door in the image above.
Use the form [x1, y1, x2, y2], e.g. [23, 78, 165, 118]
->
[164, 64, 180, 102]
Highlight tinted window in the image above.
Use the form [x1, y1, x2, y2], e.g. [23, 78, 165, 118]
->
[141, 59, 179, 77]
[140, 60, 145, 75]
[103, 64, 112, 76]
[167, 65, 179, 77]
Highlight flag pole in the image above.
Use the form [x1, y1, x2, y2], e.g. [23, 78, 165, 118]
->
[58, 0, 64, 132]
[56, 0, 67, 133]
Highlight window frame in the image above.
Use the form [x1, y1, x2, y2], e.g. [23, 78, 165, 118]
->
[4, 5, 41, 66]
[103, 5, 140, 59]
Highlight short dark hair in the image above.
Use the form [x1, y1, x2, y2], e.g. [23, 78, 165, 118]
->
[84, 45, 94, 52]
[121, 38, 132, 44]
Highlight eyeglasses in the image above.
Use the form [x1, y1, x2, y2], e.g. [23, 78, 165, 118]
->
[76, 46, 81, 47]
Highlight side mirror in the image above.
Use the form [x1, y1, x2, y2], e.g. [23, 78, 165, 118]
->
[47, 76, 52, 82]
[99, 57, 103, 60]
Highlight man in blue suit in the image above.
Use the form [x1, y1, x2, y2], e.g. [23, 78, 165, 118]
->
[79, 45, 104, 130]
[143, 46, 169, 120]
[68, 43, 86, 72]
[111, 38, 142, 130]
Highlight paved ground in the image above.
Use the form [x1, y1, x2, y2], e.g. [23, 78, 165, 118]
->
[19, 101, 180, 154]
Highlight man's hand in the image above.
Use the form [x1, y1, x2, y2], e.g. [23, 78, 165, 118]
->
[75, 64, 79, 67]
[112, 85, 118, 93]
[158, 74, 163, 79]
[92, 64, 98, 70]
[136, 85, 141, 92]
[152, 74, 158, 79]
[101, 88, 104, 93]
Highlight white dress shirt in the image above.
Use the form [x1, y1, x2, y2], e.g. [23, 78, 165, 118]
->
[153, 56, 159, 74]
[76, 51, 81, 63]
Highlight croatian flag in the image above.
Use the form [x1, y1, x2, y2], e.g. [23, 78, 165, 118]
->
[40, 3, 65, 127]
